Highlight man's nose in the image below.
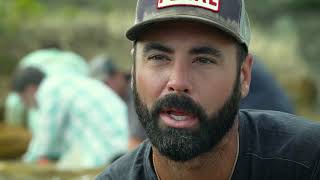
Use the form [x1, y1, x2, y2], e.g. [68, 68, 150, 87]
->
[166, 63, 192, 94]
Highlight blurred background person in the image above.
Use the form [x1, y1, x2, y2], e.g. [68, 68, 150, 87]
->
[240, 57, 295, 113]
[89, 54, 130, 102]
[11, 60, 128, 169]
[127, 56, 296, 150]
[89, 54, 139, 160]
[4, 45, 89, 134]
[89, 55, 140, 150]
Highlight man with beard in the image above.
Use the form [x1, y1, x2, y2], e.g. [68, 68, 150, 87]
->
[127, 58, 295, 150]
[96, 0, 320, 179]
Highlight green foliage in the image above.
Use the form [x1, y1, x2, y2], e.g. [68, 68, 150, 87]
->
[13, 0, 43, 17]
[246, 0, 320, 24]
[0, 0, 44, 35]
[288, 0, 320, 11]
[38, 0, 112, 12]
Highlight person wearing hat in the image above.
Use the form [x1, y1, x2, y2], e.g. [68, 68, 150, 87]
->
[97, 0, 320, 179]
[89, 55, 143, 151]
[89, 54, 131, 102]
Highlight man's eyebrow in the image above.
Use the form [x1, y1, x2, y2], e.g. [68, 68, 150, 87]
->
[143, 42, 174, 54]
[189, 46, 223, 59]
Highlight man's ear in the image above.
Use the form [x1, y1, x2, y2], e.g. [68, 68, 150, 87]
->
[240, 53, 253, 98]
[130, 46, 136, 89]
[130, 67, 134, 89]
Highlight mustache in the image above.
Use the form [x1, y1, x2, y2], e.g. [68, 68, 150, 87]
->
[150, 93, 206, 120]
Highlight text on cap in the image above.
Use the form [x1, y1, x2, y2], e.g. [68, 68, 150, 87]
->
[158, 0, 220, 12]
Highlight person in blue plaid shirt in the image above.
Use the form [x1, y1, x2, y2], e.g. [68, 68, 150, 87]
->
[4, 48, 89, 131]
[11, 67, 128, 169]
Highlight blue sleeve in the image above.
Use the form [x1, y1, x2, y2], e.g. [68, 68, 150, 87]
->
[23, 86, 65, 162]
[240, 60, 295, 114]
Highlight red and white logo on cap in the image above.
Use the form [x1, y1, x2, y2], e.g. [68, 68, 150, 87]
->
[158, 0, 220, 12]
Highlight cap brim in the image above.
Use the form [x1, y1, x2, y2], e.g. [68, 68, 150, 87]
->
[126, 15, 244, 45]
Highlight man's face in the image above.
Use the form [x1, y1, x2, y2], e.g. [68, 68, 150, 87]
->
[20, 85, 38, 109]
[108, 72, 130, 101]
[133, 22, 250, 161]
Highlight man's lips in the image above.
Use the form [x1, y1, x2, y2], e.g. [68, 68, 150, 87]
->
[159, 109, 199, 129]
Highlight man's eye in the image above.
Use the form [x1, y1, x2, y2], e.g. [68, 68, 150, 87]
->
[194, 57, 216, 64]
[148, 55, 169, 61]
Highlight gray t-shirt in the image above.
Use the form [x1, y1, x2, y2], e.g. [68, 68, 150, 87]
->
[97, 110, 320, 180]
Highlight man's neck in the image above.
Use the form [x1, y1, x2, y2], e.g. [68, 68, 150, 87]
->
[152, 119, 239, 180]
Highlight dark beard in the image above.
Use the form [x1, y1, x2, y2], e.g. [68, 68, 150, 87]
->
[133, 74, 241, 162]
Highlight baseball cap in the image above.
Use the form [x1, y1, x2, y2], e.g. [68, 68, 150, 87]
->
[126, 0, 251, 48]
[89, 54, 118, 80]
